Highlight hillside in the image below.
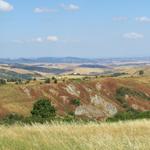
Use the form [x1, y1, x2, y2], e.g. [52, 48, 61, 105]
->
[0, 77, 150, 120]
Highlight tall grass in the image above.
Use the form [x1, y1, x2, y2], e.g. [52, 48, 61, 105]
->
[0, 119, 149, 150]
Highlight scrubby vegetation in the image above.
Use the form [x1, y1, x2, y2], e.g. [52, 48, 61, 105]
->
[116, 87, 150, 104]
[139, 70, 144, 76]
[45, 78, 51, 83]
[0, 99, 56, 125]
[107, 110, 150, 122]
[0, 79, 6, 85]
[111, 72, 128, 77]
[71, 99, 81, 106]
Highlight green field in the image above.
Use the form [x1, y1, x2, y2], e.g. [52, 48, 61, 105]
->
[0, 119, 149, 150]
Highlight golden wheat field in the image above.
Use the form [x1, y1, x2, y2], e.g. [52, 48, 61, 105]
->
[0, 120, 149, 150]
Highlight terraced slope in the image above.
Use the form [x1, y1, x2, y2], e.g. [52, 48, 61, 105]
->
[0, 77, 150, 120]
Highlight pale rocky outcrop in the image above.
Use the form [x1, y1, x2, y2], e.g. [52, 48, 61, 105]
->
[84, 87, 92, 93]
[49, 89, 59, 96]
[22, 87, 32, 98]
[75, 95, 117, 119]
[75, 105, 105, 119]
[91, 95, 117, 116]
[96, 83, 102, 91]
[65, 84, 80, 96]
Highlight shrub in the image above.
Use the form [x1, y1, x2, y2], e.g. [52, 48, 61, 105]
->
[63, 115, 75, 122]
[107, 110, 150, 122]
[15, 79, 22, 84]
[45, 78, 51, 84]
[54, 79, 57, 84]
[31, 99, 56, 119]
[25, 79, 31, 84]
[111, 72, 127, 77]
[0, 79, 6, 85]
[139, 70, 144, 76]
[0, 113, 23, 125]
[68, 111, 75, 116]
[71, 99, 80, 106]
[52, 76, 56, 80]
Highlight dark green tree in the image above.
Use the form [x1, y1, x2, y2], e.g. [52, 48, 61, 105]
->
[139, 70, 144, 76]
[31, 99, 56, 118]
[0, 79, 6, 85]
[45, 78, 51, 83]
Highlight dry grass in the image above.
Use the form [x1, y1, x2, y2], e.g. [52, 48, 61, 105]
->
[0, 119, 149, 150]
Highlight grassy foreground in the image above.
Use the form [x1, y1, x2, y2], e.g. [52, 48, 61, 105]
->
[0, 120, 149, 150]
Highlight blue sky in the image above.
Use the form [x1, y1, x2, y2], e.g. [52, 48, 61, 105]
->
[1, 0, 150, 58]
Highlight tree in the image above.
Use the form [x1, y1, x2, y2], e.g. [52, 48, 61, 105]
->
[139, 70, 144, 76]
[31, 99, 56, 118]
[45, 78, 51, 84]
[0, 79, 6, 85]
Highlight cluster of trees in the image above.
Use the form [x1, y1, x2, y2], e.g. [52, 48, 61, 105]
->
[0, 79, 6, 85]
[45, 77, 58, 84]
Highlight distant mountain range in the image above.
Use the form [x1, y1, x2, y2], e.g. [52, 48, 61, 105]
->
[0, 57, 150, 64]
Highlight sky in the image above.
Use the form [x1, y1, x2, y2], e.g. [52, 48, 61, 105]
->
[1, 0, 150, 58]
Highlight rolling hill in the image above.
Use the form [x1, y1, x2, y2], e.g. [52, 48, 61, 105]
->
[0, 76, 150, 120]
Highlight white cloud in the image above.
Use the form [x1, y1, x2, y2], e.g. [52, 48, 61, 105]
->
[34, 8, 57, 13]
[14, 36, 59, 44]
[112, 16, 128, 21]
[123, 32, 144, 39]
[32, 37, 44, 43]
[47, 36, 58, 42]
[61, 3, 79, 11]
[0, 0, 13, 12]
[136, 16, 150, 23]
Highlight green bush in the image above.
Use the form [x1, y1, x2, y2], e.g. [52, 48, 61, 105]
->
[0, 79, 6, 85]
[111, 72, 127, 77]
[54, 79, 57, 84]
[31, 99, 56, 119]
[107, 110, 150, 122]
[45, 78, 51, 83]
[0, 113, 23, 125]
[71, 99, 80, 106]
[139, 70, 144, 76]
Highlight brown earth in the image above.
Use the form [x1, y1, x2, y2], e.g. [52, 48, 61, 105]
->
[0, 77, 150, 120]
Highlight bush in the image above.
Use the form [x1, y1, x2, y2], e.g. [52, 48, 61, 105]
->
[45, 78, 51, 84]
[111, 72, 127, 77]
[15, 79, 22, 84]
[0, 113, 23, 125]
[25, 79, 31, 84]
[54, 79, 58, 84]
[31, 99, 56, 119]
[139, 70, 144, 76]
[107, 110, 150, 122]
[0, 79, 6, 85]
[71, 99, 80, 106]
